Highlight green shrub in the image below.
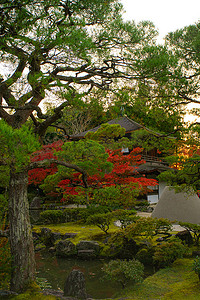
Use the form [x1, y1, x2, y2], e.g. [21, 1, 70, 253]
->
[63, 206, 111, 223]
[103, 259, 144, 288]
[112, 209, 137, 228]
[0, 194, 8, 225]
[192, 256, 200, 281]
[86, 212, 113, 234]
[179, 222, 200, 246]
[64, 208, 86, 222]
[39, 210, 65, 224]
[153, 238, 187, 268]
[103, 229, 139, 258]
[135, 247, 155, 265]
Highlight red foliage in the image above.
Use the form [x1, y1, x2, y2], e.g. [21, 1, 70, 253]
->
[28, 142, 158, 201]
[28, 141, 63, 185]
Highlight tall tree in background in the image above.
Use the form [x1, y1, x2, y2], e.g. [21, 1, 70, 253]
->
[0, 0, 161, 292]
[165, 22, 200, 108]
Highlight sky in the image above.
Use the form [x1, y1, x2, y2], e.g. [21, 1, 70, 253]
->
[121, 0, 200, 43]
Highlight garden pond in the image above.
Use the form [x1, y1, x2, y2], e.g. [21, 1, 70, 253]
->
[35, 251, 120, 299]
[35, 251, 154, 299]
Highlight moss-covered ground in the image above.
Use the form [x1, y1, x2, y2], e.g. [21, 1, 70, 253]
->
[33, 222, 120, 244]
[115, 258, 200, 300]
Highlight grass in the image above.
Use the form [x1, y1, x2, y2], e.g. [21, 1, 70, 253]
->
[9, 292, 57, 300]
[115, 258, 200, 300]
[33, 222, 120, 244]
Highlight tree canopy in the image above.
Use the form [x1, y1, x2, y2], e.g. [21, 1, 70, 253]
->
[0, 0, 160, 139]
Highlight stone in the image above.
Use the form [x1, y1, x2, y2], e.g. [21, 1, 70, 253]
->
[41, 227, 52, 237]
[56, 240, 76, 257]
[40, 228, 61, 247]
[77, 249, 96, 259]
[35, 243, 46, 252]
[175, 230, 193, 246]
[76, 241, 100, 254]
[40, 227, 54, 247]
[64, 270, 87, 299]
[192, 250, 200, 257]
[62, 233, 78, 239]
[0, 290, 18, 298]
[51, 232, 62, 243]
[32, 231, 41, 239]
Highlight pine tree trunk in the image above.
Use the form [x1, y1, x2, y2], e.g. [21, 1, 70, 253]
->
[9, 170, 35, 292]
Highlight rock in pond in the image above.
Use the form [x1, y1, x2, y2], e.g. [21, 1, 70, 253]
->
[56, 240, 76, 257]
[76, 241, 100, 252]
[64, 270, 87, 299]
[76, 241, 100, 259]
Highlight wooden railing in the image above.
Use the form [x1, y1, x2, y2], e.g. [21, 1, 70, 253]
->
[141, 155, 168, 165]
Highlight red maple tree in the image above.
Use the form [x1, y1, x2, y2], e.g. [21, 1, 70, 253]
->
[28, 141, 157, 206]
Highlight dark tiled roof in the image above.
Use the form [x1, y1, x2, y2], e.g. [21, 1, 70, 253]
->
[70, 116, 144, 139]
[136, 162, 172, 173]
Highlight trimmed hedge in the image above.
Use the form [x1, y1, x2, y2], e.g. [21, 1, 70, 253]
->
[39, 206, 112, 224]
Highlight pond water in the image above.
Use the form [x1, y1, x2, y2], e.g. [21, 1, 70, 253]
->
[35, 251, 121, 299]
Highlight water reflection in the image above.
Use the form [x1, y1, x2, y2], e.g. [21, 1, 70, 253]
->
[35, 251, 120, 299]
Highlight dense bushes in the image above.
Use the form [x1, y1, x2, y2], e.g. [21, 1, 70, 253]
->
[39, 210, 65, 224]
[179, 222, 200, 246]
[192, 257, 200, 281]
[103, 259, 144, 288]
[153, 238, 187, 268]
[39, 206, 112, 224]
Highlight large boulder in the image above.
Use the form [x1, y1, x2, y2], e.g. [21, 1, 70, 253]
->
[64, 270, 87, 299]
[40, 228, 61, 247]
[76, 240, 100, 259]
[56, 240, 76, 257]
[76, 240, 100, 252]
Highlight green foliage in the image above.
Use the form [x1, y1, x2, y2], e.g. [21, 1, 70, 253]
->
[0, 166, 9, 190]
[135, 247, 155, 266]
[192, 257, 200, 281]
[0, 120, 40, 172]
[36, 277, 52, 290]
[0, 194, 8, 223]
[85, 123, 134, 151]
[131, 129, 176, 156]
[153, 238, 187, 269]
[57, 139, 112, 176]
[63, 208, 86, 223]
[86, 212, 113, 234]
[91, 184, 139, 209]
[124, 217, 172, 242]
[112, 209, 137, 228]
[39, 206, 112, 224]
[104, 217, 173, 258]
[103, 259, 144, 288]
[39, 210, 65, 224]
[159, 152, 200, 192]
[86, 123, 125, 143]
[179, 222, 200, 246]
